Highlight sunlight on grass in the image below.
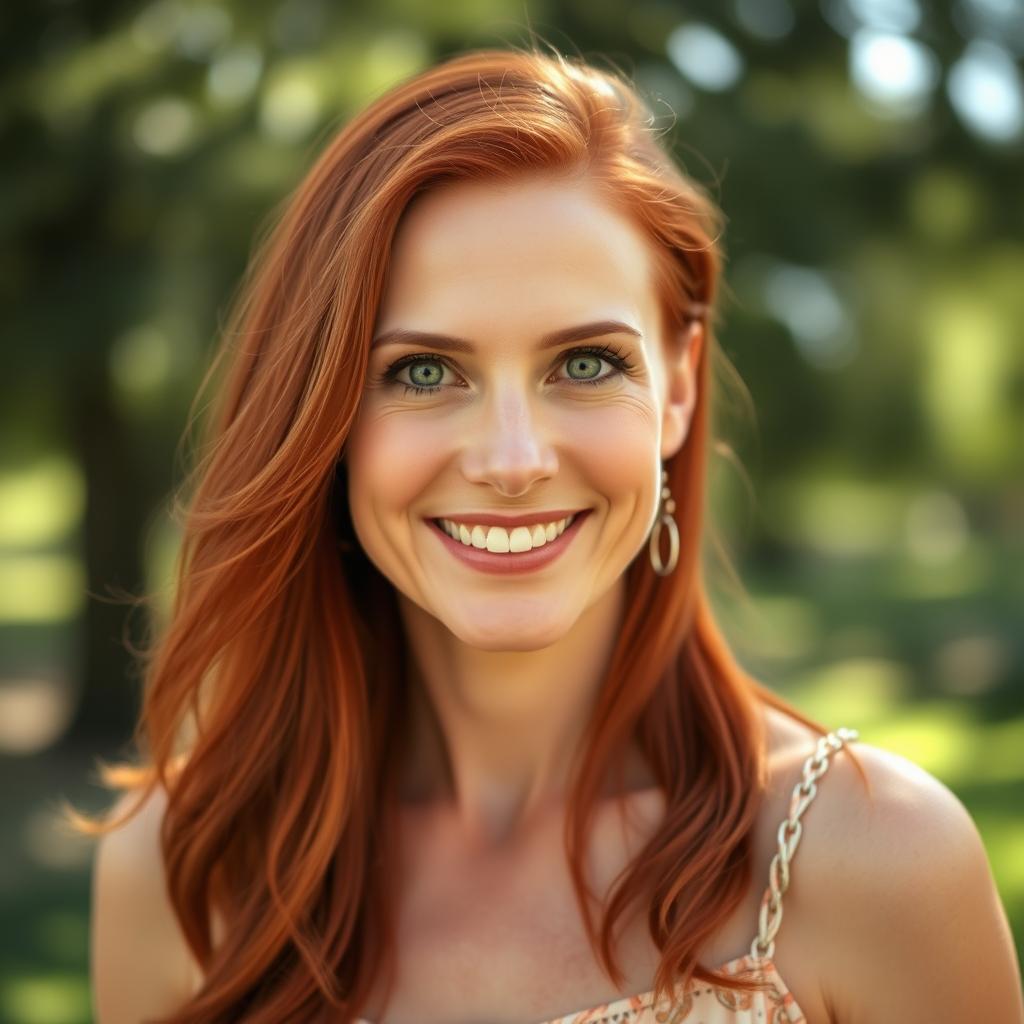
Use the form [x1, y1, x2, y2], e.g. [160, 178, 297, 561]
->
[0, 457, 84, 547]
[763, 473, 908, 557]
[783, 656, 913, 729]
[869, 701, 978, 783]
[0, 556, 85, 623]
[966, 715, 1024, 784]
[779, 665, 1019, 787]
[919, 290, 1017, 480]
[783, 664, 1023, 786]
[0, 973, 90, 1024]
[974, 816, 1024, 902]
[0, 454, 86, 625]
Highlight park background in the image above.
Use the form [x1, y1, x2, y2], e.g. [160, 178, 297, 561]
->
[1, 0, 1022, 1020]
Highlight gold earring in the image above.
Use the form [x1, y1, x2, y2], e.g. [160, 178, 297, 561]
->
[648, 466, 679, 576]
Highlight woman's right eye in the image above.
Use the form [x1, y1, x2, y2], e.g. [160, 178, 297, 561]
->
[383, 354, 454, 395]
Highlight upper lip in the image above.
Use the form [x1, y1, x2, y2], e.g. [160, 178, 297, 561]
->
[429, 509, 587, 528]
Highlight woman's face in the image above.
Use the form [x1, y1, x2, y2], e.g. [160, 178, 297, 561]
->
[343, 172, 700, 650]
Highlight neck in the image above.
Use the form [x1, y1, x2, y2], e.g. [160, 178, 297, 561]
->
[395, 577, 643, 849]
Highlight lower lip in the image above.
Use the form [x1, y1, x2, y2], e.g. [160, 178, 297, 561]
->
[426, 511, 591, 575]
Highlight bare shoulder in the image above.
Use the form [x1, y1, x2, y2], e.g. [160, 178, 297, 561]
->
[91, 785, 198, 1024]
[767, 717, 1024, 1024]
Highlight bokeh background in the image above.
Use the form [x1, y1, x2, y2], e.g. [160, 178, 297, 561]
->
[2, 0, 1022, 1020]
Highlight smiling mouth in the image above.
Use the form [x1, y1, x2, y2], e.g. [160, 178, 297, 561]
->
[431, 511, 583, 554]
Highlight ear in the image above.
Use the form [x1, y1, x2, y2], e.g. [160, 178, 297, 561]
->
[660, 319, 704, 461]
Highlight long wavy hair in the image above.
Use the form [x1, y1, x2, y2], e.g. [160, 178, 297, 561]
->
[70, 43, 866, 1022]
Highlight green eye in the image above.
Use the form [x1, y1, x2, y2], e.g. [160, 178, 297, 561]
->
[564, 353, 604, 381]
[383, 343, 636, 397]
[407, 361, 444, 388]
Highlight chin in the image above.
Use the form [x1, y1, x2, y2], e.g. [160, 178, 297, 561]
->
[446, 613, 574, 652]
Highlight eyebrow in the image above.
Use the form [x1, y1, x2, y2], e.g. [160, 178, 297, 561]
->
[370, 319, 643, 352]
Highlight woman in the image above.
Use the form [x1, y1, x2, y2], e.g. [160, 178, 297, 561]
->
[79, 45, 1023, 1024]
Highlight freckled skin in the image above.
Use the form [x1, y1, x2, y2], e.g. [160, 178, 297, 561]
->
[342, 173, 703, 844]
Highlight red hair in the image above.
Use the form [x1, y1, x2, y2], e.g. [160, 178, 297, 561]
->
[70, 43, 866, 1021]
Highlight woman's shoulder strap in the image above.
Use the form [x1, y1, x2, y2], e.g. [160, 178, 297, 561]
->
[750, 726, 860, 960]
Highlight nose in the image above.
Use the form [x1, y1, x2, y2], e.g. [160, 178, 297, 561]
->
[461, 385, 558, 496]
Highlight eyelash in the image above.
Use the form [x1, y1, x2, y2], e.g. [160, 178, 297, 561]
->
[380, 344, 638, 397]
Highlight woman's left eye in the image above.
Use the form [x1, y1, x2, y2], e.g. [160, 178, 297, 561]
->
[380, 345, 637, 397]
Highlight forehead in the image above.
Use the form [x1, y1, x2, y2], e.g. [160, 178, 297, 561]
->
[376, 174, 659, 336]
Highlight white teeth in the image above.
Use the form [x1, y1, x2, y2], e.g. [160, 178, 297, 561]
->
[508, 527, 534, 553]
[486, 528, 511, 553]
[438, 514, 577, 553]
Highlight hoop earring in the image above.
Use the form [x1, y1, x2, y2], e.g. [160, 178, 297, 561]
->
[648, 466, 679, 576]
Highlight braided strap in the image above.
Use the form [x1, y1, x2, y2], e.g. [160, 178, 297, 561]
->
[750, 726, 860, 959]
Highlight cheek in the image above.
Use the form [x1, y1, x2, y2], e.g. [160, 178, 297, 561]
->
[567, 403, 660, 553]
[568, 399, 657, 491]
[344, 410, 449, 524]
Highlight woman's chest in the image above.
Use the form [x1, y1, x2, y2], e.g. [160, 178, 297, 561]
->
[358, 856, 664, 1024]
[355, 792, 831, 1024]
